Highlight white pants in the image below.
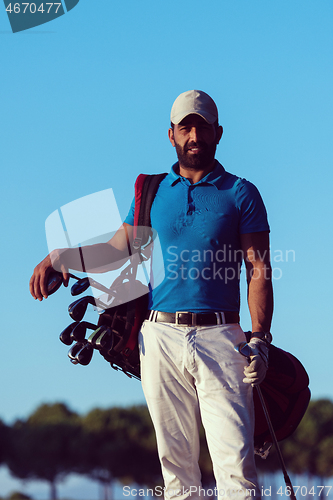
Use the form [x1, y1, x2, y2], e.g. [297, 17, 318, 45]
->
[139, 320, 261, 500]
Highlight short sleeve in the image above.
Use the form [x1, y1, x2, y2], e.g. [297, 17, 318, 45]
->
[123, 196, 135, 226]
[236, 180, 270, 234]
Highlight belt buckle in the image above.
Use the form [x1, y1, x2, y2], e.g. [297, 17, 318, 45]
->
[215, 312, 226, 325]
[147, 310, 158, 322]
[175, 311, 196, 326]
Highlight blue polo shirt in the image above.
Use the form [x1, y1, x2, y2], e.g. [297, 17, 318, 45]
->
[124, 161, 269, 313]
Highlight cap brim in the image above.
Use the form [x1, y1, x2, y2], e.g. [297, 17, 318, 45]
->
[171, 111, 217, 125]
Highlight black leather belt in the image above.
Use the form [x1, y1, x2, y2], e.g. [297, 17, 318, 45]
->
[145, 310, 240, 326]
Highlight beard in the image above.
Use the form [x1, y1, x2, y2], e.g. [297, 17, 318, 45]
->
[174, 139, 217, 171]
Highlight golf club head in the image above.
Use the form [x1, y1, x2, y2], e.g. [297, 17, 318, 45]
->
[68, 296, 96, 322]
[47, 271, 81, 296]
[234, 342, 252, 360]
[75, 343, 94, 366]
[47, 271, 63, 295]
[87, 326, 106, 346]
[70, 322, 87, 342]
[70, 321, 98, 342]
[59, 322, 80, 345]
[95, 326, 114, 352]
[68, 341, 86, 364]
[71, 278, 90, 296]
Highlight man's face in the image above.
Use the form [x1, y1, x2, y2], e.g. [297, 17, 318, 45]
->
[168, 114, 223, 171]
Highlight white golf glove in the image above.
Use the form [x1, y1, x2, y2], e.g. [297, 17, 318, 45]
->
[243, 337, 269, 386]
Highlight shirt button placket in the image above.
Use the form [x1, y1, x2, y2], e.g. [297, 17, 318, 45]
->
[187, 184, 195, 216]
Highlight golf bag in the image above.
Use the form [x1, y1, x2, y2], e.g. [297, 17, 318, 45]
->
[95, 173, 167, 379]
[249, 339, 310, 450]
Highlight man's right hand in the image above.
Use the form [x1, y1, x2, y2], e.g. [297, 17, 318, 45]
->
[29, 251, 69, 301]
[29, 224, 134, 301]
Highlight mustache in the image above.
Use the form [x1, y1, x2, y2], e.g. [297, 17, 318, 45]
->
[185, 141, 207, 152]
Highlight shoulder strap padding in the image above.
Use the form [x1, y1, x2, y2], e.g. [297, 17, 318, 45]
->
[134, 174, 148, 228]
[133, 173, 167, 245]
[137, 173, 168, 227]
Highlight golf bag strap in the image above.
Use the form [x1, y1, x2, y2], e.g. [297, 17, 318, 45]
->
[133, 174, 147, 228]
[122, 173, 167, 362]
[133, 173, 167, 248]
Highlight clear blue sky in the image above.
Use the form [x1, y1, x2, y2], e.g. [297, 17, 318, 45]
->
[0, 0, 333, 496]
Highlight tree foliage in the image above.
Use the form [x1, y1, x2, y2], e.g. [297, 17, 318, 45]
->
[255, 399, 333, 479]
[3, 398, 333, 500]
[0, 418, 10, 465]
[5, 403, 81, 500]
[79, 405, 161, 492]
[281, 399, 333, 477]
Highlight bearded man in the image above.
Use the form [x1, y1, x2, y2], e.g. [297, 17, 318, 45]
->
[30, 90, 273, 500]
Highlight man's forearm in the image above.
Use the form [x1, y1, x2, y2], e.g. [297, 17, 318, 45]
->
[247, 263, 273, 333]
[51, 243, 130, 274]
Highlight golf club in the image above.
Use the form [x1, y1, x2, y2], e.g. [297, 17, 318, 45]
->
[70, 321, 98, 342]
[68, 295, 107, 322]
[87, 326, 104, 346]
[71, 277, 114, 297]
[87, 325, 113, 350]
[74, 343, 94, 366]
[235, 342, 297, 500]
[68, 341, 86, 364]
[68, 340, 94, 366]
[95, 326, 114, 352]
[59, 322, 80, 345]
[47, 271, 80, 296]
[47, 270, 115, 299]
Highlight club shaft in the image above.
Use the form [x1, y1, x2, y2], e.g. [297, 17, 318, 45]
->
[256, 386, 296, 499]
[89, 278, 113, 294]
[69, 273, 81, 280]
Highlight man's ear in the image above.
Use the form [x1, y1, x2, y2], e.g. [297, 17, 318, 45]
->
[168, 127, 176, 147]
[216, 125, 223, 145]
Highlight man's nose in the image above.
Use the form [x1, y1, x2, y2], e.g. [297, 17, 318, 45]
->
[189, 127, 200, 142]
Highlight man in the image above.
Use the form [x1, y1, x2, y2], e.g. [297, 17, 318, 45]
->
[30, 90, 273, 500]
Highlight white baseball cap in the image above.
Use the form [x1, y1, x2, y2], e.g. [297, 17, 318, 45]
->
[170, 90, 219, 125]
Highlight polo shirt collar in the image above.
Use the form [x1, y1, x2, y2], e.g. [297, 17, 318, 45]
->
[167, 160, 226, 189]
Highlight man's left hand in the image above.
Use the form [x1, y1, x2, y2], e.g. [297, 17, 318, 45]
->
[243, 338, 269, 386]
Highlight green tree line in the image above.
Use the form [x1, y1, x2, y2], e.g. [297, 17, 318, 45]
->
[0, 399, 332, 500]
